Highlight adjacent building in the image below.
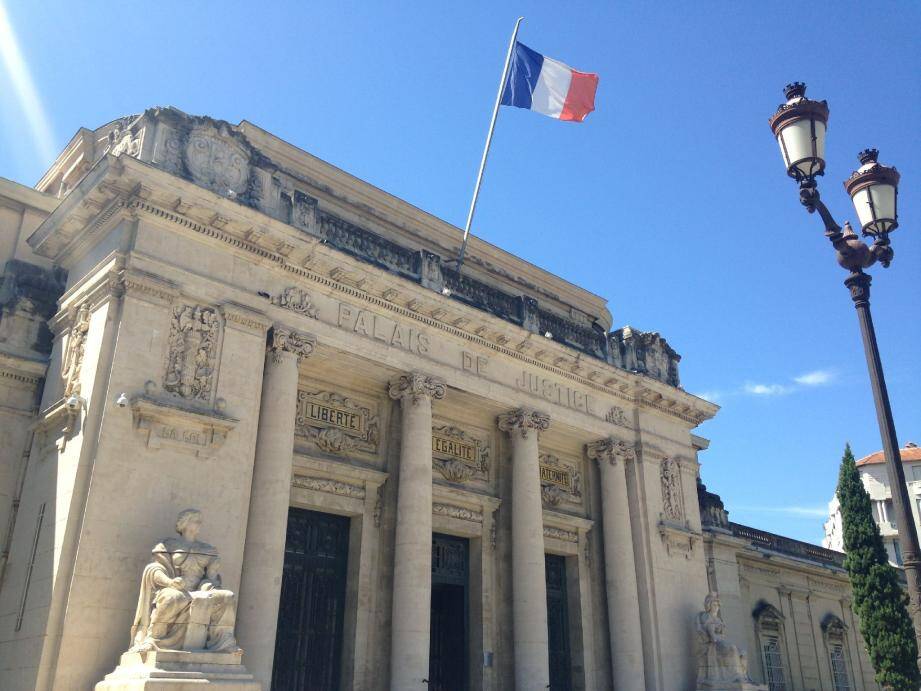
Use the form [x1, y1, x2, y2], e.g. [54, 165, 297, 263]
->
[824, 443, 921, 566]
[0, 107, 882, 690]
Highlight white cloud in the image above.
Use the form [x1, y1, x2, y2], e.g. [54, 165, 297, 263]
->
[696, 390, 722, 403]
[744, 383, 792, 396]
[794, 369, 835, 386]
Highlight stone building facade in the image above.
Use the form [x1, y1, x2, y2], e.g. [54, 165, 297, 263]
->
[0, 107, 880, 690]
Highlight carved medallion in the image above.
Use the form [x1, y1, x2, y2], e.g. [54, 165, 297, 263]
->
[163, 305, 222, 403]
[185, 125, 250, 196]
[539, 453, 583, 507]
[431, 424, 489, 484]
[295, 390, 379, 457]
[605, 405, 631, 428]
[271, 287, 318, 318]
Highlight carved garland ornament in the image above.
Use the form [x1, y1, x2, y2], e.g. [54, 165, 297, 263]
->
[433, 503, 483, 523]
[291, 475, 365, 499]
[388, 372, 446, 406]
[268, 327, 316, 364]
[61, 302, 90, 397]
[294, 390, 380, 456]
[660, 457, 685, 522]
[543, 526, 578, 543]
[605, 405, 631, 428]
[163, 305, 222, 402]
[497, 408, 551, 439]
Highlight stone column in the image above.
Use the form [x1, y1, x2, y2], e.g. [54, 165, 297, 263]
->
[388, 372, 446, 690]
[498, 408, 551, 691]
[587, 437, 646, 689]
[237, 327, 316, 685]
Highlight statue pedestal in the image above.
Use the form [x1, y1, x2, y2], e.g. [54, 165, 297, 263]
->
[698, 682, 768, 691]
[95, 649, 261, 690]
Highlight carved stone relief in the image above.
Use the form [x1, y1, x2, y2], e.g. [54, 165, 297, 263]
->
[605, 405, 631, 428]
[543, 526, 578, 543]
[433, 503, 483, 523]
[185, 124, 250, 197]
[431, 424, 489, 484]
[291, 475, 366, 499]
[294, 389, 380, 457]
[61, 302, 90, 397]
[660, 457, 685, 521]
[163, 305, 222, 403]
[271, 287, 318, 318]
[539, 453, 583, 508]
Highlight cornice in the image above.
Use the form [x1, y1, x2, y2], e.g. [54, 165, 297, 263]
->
[31, 158, 717, 428]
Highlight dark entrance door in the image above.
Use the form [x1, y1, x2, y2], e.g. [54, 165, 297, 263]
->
[429, 533, 469, 691]
[546, 554, 573, 691]
[271, 507, 350, 691]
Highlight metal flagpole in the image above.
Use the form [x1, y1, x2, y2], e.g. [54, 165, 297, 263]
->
[453, 16, 524, 273]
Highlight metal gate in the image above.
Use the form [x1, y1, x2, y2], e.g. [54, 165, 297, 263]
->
[429, 533, 469, 691]
[271, 507, 350, 691]
[545, 553, 573, 691]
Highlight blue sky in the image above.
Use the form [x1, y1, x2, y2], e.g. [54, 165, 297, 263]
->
[1, 1, 918, 543]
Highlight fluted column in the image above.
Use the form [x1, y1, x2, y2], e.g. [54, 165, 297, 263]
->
[587, 437, 646, 689]
[237, 327, 316, 685]
[498, 408, 551, 691]
[388, 372, 446, 690]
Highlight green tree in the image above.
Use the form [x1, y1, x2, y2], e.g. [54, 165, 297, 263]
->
[837, 443, 920, 690]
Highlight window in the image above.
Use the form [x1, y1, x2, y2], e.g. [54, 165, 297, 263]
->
[753, 602, 787, 691]
[822, 614, 851, 691]
[761, 635, 787, 691]
[830, 643, 851, 690]
[894, 539, 903, 565]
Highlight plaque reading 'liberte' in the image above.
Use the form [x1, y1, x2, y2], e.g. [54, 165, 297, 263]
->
[432, 433, 478, 467]
[540, 464, 573, 492]
[303, 398, 365, 434]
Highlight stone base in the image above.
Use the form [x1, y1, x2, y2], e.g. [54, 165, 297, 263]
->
[697, 682, 768, 691]
[95, 649, 262, 690]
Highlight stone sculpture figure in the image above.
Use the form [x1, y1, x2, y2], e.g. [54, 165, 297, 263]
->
[130, 509, 239, 653]
[696, 592, 759, 689]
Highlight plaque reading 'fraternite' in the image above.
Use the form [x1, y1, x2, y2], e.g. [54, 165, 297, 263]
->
[539, 464, 573, 492]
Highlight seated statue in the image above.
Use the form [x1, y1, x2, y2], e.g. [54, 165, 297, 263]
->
[129, 508, 239, 653]
[696, 592, 752, 687]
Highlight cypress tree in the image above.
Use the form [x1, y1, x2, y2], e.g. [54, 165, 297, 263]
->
[837, 443, 920, 690]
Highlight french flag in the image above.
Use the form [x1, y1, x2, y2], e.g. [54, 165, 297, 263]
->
[501, 41, 599, 122]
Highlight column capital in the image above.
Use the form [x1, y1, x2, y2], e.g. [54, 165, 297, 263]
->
[267, 326, 316, 364]
[387, 371, 446, 405]
[586, 437, 636, 465]
[497, 408, 550, 438]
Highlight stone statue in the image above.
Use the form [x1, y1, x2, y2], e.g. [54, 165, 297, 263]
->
[696, 592, 762, 690]
[129, 508, 239, 652]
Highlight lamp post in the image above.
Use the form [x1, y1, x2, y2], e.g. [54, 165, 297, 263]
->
[768, 82, 921, 653]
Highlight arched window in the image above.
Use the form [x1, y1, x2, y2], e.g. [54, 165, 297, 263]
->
[753, 601, 788, 691]
[822, 614, 852, 690]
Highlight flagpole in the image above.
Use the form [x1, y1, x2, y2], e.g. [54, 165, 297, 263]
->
[453, 16, 524, 273]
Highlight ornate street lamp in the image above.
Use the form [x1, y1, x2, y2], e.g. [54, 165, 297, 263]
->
[769, 83, 921, 655]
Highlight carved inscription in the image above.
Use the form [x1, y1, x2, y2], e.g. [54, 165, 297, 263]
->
[337, 304, 429, 355]
[539, 453, 583, 507]
[432, 425, 489, 484]
[515, 370, 595, 415]
[295, 390, 379, 456]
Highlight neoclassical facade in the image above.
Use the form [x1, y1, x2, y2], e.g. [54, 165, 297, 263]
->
[0, 108, 878, 690]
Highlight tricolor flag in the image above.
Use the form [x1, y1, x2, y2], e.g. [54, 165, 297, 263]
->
[500, 41, 599, 122]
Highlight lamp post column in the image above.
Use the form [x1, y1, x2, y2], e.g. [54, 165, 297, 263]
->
[847, 272, 921, 648]
[587, 437, 646, 689]
[387, 372, 446, 690]
[498, 408, 552, 691]
[237, 327, 316, 685]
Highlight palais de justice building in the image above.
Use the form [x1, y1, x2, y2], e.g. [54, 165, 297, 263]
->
[0, 108, 883, 690]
